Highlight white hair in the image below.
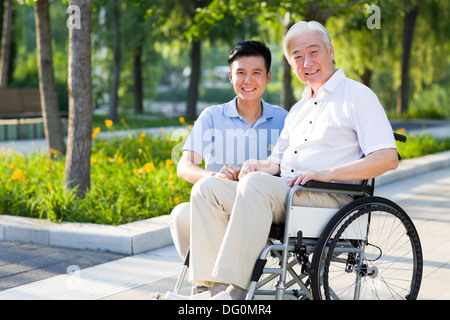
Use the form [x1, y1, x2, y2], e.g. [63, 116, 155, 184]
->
[283, 21, 332, 60]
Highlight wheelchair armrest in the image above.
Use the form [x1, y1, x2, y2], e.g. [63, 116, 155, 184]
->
[288, 180, 368, 201]
[303, 180, 365, 194]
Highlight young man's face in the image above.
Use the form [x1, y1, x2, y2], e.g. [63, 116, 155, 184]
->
[286, 31, 335, 93]
[229, 56, 271, 103]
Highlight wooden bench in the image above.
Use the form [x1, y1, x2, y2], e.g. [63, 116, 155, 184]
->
[0, 88, 44, 140]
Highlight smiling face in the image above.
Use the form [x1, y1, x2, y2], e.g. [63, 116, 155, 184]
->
[286, 31, 335, 94]
[229, 55, 271, 103]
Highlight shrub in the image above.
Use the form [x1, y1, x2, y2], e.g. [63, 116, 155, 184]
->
[0, 128, 192, 225]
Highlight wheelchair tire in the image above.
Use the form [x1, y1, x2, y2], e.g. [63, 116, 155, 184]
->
[309, 196, 423, 300]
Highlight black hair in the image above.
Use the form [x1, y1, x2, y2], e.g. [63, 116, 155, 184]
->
[227, 41, 272, 73]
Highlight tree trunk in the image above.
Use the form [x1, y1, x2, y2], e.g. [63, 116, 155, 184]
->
[133, 44, 143, 114]
[0, 0, 12, 88]
[397, 0, 422, 115]
[108, 0, 120, 123]
[34, 0, 66, 156]
[361, 68, 373, 88]
[281, 12, 295, 111]
[185, 40, 201, 120]
[65, 0, 93, 197]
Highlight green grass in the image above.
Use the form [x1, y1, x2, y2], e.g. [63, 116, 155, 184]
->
[0, 126, 449, 225]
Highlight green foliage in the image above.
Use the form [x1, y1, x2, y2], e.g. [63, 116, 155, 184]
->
[8, 0, 449, 118]
[396, 131, 450, 160]
[0, 127, 192, 225]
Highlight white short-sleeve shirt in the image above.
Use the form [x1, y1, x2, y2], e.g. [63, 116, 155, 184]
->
[268, 69, 396, 181]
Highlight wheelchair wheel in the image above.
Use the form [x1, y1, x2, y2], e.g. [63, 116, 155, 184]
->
[310, 196, 423, 300]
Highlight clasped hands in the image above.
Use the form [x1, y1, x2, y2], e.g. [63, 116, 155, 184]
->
[216, 160, 332, 197]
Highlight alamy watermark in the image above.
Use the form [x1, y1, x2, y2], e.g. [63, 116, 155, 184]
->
[67, 4, 381, 31]
[67, 5, 81, 30]
[366, 5, 381, 30]
[170, 127, 280, 167]
[66, 265, 81, 289]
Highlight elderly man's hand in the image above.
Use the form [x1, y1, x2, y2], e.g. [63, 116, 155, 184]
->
[238, 160, 261, 180]
[288, 170, 332, 196]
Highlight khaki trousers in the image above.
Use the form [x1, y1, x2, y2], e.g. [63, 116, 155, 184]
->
[169, 202, 190, 261]
[189, 172, 352, 289]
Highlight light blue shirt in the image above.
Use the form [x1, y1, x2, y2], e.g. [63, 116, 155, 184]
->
[183, 98, 288, 172]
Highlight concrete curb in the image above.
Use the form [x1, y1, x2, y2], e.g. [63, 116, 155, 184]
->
[376, 150, 450, 186]
[0, 214, 172, 255]
[1, 150, 450, 255]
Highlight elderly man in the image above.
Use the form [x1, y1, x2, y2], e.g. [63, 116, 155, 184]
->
[170, 21, 398, 300]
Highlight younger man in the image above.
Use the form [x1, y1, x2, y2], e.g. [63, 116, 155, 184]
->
[169, 41, 287, 290]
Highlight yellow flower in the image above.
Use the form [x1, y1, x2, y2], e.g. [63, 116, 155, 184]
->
[139, 132, 146, 139]
[144, 163, 155, 172]
[12, 170, 28, 183]
[179, 117, 185, 124]
[10, 163, 17, 170]
[173, 196, 181, 205]
[105, 119, 113, 128]
[50, 148, 60, 157]
[166, 159, 173, 168]
[115, 156, 124, 165]
[92, 127, 101, 139]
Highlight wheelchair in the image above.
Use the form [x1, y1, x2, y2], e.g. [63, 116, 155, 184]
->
[174, 133, 423, 300]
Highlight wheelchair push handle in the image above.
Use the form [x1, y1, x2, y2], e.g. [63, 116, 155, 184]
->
[394, 132, 407, 143]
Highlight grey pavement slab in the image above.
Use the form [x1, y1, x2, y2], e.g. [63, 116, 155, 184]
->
[376, 166, 450, 300]
[0, 241, 125, 292]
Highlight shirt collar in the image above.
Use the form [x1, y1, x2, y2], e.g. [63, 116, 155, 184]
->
[302, 68, 346, 99]
[224, 97, 274, 120]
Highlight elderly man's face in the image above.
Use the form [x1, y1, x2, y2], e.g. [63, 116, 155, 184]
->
[287, 31, 335, 95]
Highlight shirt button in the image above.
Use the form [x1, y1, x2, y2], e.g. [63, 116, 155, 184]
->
[314, 102, 318, 105]
[291, 169, 294, 173]
[294, 150, 298, 154]
[305, 139, 308, 141]
[309, 121, 313, 124]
